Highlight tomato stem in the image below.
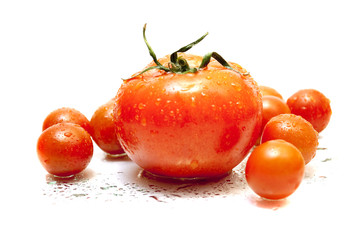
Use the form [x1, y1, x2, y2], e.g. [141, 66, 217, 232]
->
[123, 24, 248, 81]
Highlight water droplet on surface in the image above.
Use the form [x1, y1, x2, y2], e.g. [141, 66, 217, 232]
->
[141, 118, 147, 127]
[138, 103, 146, 110]
[155, 98, 161, 106]
[190, 160, 199, 169]
[64, 132, 72, 137]
[191, 97, 196, 107]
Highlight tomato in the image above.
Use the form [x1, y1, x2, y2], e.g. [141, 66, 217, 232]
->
[259, 85, 283, 99]
[261, 113, 318, 164]
[287, 89, 332, 133]
[113, 26, 262, 178]
[42, 107, 91, 134]
[245, 139, 305, 200]
[37, 122, 93, 177]
[261, 95, 290, 131]
[90, 98, 125, 155]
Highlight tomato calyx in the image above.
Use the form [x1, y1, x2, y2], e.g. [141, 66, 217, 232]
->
[124, 24, 249, 81]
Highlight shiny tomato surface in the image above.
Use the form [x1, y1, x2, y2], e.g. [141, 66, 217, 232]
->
[287, 89, 331, 133]
[42, 107, 91, 134]
[90, 98, 125, 155]
[261, 113, 318, 164]
[261, 95, 290, 131]
[245, 139, 305, 200]
[259, 85, 283, 99]
[37, 122, 93, 177]
[114, 53, 262, 178]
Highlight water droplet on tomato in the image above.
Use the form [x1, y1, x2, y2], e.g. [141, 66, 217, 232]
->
[138, 103, 146, 110]
[231, 83, 242, 91]
[64, 132, 72, 137]
[141, 118, 147, 127]
[190, 160, 199, 169]
[181, 83, 196, 91]
[236, 102, 243, 109]
[191, 97, 196, 107]
[155, 98, 161, 106]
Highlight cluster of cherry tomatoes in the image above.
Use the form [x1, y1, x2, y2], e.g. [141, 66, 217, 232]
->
[246, 87, 331, 199]
[37, 99, 124, 177]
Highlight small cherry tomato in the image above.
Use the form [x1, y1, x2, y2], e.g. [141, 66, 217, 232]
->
[261, 113, 318, 164]
[259, 85, 283, 99]
[287, 89, 331, 132]
[37, 122, 93, 177]
[42, 107, 91, 133]
[90, 98, 125, 155]
[245, 139, 305, 200]
[261, 95, 290, 131]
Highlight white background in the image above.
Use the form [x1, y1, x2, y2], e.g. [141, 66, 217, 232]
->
[1, 0, 360, 239]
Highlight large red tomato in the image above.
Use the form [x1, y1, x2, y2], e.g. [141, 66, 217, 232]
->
[113, 26, 262, 179]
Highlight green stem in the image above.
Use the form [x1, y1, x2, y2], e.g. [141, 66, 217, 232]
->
[123, 24, 249, 81]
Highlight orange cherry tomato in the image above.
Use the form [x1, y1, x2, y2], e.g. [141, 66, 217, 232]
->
[287, 89, 331, 133]
[90, 98, 125, 155]
[261, 95, 290, 131]
[42, 107, 91, 134]
[37, 122, 93, 177]
[245, 139, 305, 200]
[261, 113, 318, 164]
[259, 85, 283, 99]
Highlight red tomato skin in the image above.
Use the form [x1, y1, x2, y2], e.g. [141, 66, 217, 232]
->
[42, 107, 91, 134]
[259, 86, 283, 99]
[37, 123, 93, 177]
[261, 114, 318, 164]
[287, 89, 331, 132]
[90, 99, 125, 155]
[245, 140, 305, 200]
[114, 54, 262, 178]
[261, 95, 290, 130]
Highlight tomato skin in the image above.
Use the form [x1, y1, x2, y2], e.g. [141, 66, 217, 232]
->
[261, 95, 290, 131]
[261, 113, 318, 164]
[259, 85, 283, 99]
[245, 140, 305, 200]
[114, 54, 262, 178]
[287, 89, 331, 132]
[90, 99, 125, 155]
[37, 123, 93, 177]
[42, 107, 91, 134]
